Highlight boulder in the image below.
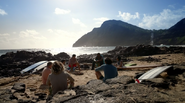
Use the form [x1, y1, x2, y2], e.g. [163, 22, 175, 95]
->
[12, 83, 26, 92]
[54, 52, 70, 61]
[142, 78, 170, 89]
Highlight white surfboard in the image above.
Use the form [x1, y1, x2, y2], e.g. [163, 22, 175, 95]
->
[32, 60, 56, 73]
[117, 65, 161, 70]
[20, 61, 47, 74]
[136, 66, 171, 83]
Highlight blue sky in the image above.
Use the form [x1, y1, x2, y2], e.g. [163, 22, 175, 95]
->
[0, 0, 185, 49]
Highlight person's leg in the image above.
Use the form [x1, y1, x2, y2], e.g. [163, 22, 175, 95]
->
[92, 61, 95, 70]
[68, 64, 73, 72]
[95, 71, 104, 80]
[76, 63, 81, 71]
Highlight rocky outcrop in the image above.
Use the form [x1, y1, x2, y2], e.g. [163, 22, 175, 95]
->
[0, 51, 70, 77]
[54, 52, 70, 61]
[107, 45, 185, 56]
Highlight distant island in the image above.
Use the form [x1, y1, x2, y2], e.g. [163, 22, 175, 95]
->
[73, 18, 185, 47]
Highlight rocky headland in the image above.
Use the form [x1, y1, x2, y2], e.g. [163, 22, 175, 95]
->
[0, 45, 185, 102]
[73, 18, 185, 47]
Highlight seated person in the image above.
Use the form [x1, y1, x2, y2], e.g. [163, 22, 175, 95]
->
[68, 54, 80, 72]
[91, 53, 104, 70]
[42, 62, 52, 85]
[95, 58, 118, 82]
[61, 60, 66, 65]
[116, 56, 123, 67]
[47, 61, 74, 96]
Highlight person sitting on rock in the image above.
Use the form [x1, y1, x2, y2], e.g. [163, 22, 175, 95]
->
[61, 60, 66, 65]
[95, 58, 118, 82]
[42, 62, 52, 85]
[91, 53, 105, 70]
[68, 54, 81, 72]
[47, 61, 74, 95]
[116, 56, 123, 67]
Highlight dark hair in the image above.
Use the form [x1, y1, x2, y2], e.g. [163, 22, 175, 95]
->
[61, 60, 65, 63]
[117, 56, 121, 61]
[105, 58, 112, 64]
[47, 62, 52, 67]
[72, 54, 76, 57]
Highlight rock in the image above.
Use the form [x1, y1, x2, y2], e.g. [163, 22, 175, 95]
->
[35, 92, 47, 100]
[80, 80, 110, 93]
[138, 56, 161, 62]
[167, 65, 185, 76]
[0, 89, 17, 102]
[12, 83, 26, 92]
[142, 78, 170, 89]
[106, 75, 134, 85]
[54, 52, 70, 61]
[134, 72, 145, 79]
[0, 50, 58, 77]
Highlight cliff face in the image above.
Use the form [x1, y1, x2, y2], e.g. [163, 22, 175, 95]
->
[154, 18, 185, 45]
[73, 18, 185, 47]
[73, 20, 151, 47]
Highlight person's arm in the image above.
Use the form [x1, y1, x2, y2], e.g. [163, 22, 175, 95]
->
[96, 56, 103, 63]
[46, 76, 51, 86]
[67, 74, 74, 89]
[95, 65, 104, 71]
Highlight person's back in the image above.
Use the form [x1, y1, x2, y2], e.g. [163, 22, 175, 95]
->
[48, 71, 69, 95]
[47, 61, 74, 95]
[95, 58, 118, 82]
[42, 62, 52, 85]
[103, 64, 118, 80]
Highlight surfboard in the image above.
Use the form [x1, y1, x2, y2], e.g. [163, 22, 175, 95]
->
[117, 65, 161, 70]
[124, 63, 137, 66]
[136, 66, 171, 83]
[32, 60, 56, 73]
[20, 61, 47, 74]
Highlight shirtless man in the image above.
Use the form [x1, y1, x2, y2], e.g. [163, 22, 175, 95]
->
[42, 62, 52, 85]
[68, 54, 80, 72]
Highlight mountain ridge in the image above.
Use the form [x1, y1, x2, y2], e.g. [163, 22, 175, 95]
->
[73, 18, 185, 47]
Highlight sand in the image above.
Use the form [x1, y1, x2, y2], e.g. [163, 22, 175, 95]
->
[0, 53, 185, 95]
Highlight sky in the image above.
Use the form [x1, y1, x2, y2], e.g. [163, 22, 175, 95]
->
[0, 0, 185, 49]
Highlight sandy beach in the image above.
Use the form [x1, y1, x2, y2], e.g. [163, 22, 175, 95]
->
[1, 53, 185, 97]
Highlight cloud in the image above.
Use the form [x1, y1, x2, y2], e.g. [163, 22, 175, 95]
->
[19, 30, 39, 37]
[54, 8, 71, 15]
[72, 18, 86, 27]
[47, 29, 88, 47]
[0, 33, 10, 37]
[168, 5, 175, 9]
[118, 11, 139, 21]
[19, 29, 46, 40]
[93, 17, 109, 24]
[138, 6, 185, 29]
[0, 33, 10, 44]
[0, 9, 7, 15]
[48, 29, 53, 33]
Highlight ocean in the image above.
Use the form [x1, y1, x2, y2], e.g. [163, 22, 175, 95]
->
[0, 47, 116, 57]
[1, 45, 185, 57]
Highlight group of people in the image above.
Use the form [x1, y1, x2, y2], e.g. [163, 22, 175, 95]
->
[42, 53, 123, 96]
